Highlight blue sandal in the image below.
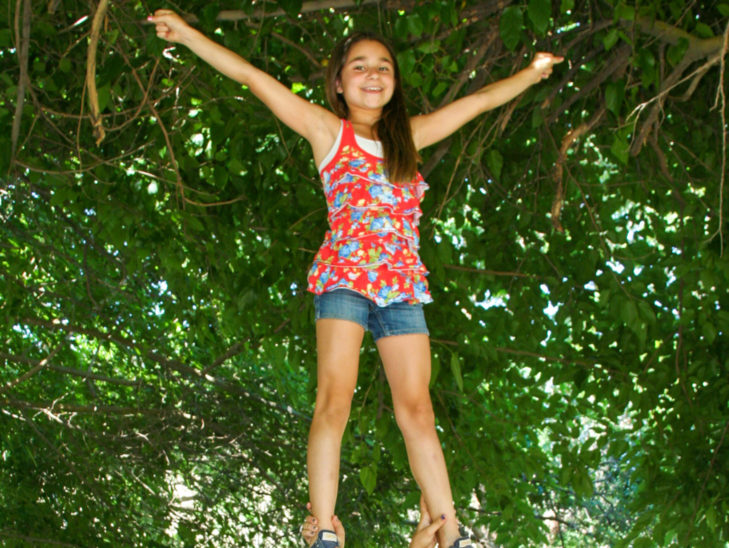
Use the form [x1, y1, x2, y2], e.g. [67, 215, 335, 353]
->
[449, 534, 474, 548]
[311, 529, 339, 548]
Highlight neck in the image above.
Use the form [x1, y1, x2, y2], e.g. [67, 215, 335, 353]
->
[348, 107, 382, 137]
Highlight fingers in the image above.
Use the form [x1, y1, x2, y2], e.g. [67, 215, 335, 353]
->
[147, 10, 190, 42]
[301, 512, 319, 546]
[147, 13, 171, 40]
[423, 514, 446, 536]
[530, 52, 564, 80]
[417, 494, 432, 528]
[409, 513, 444, 548]
[147, 8, 177, 22]
[333, 514, 346, 548]
[301, 515, 318, 544]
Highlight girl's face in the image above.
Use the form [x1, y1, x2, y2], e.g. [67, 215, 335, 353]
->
[336, 40, 396, 112]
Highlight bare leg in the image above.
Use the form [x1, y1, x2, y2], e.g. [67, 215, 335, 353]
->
[376, 333, 461, 548]
[307, 319, 364, 534]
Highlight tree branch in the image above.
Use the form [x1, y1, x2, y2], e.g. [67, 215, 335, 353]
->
[0, 339, 67, 394]
[10, 0, 31, 170]
[551, 106, 606, 231]
[85, 0, 109, 145]
[632, 15, 724, 62]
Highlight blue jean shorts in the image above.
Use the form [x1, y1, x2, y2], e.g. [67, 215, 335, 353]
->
[314, 289, 429, 341]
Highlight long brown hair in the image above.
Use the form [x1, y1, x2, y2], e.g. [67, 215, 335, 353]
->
[325, 32, 419, 183]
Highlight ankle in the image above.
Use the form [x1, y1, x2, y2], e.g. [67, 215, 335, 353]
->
[437, 520, 461, 545]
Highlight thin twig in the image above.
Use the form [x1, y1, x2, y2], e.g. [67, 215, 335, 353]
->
[85, 0, 110, 145]
[706, 20, 729, 254]
[688, 418, 729, 542]
[10, 0, 31, 170]
[550, 107, 605, 231]
[0, 338, 67, 394]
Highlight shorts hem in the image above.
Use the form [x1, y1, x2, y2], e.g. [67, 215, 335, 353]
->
[371, 327, 430, 342]
[314, 313, 368, 332]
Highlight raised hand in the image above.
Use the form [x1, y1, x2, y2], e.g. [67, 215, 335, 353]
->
[147, 9, 196, 45]
[530, 52, 565, 80]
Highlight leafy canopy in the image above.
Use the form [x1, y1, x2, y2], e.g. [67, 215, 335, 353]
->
[1, 0, 728, 546]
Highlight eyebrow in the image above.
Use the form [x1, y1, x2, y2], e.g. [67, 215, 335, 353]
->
[347, 55, 393, 65]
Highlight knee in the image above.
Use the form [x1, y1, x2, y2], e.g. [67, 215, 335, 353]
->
[394, 397, 435, 435]
[313, 388, 353, 429]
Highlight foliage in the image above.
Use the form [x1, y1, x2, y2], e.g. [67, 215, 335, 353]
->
[1, 0, 728, 546]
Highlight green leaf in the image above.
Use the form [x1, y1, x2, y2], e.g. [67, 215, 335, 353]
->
[0, 28, 12, 48]
[719, 3, 729, 17]
[531, 107, 544, 128]
[277, 0, 303, 17]
[59, 57, 72, 73]
[603, 28, 619, 51]
[614, 3, 635, 21]
[701, 321, 716, 344]
[620, 300, 638, 327]
[560, 0, 575, 13]
[359, 463, 377, 494]
[706, 504, 717, 531]
[487, 149, 503, 180]
[407, 14, 424, 38]
[97, 84, 111, 113]
[527, 0, 551, 36]
[694, 22, 714, 39]
[500, 6, 524, 51]
[397, 50, 417, 85]
[417, 40, 441, 55]
[610, 133, 630, 164]
[632, 537, 654, 548]
[200, 3, 219, 27]
[605, 81, 624, 116]
[450, 353, 464, 392]
[572, 465, 594, 497]
[430, 353, 441, 388]
[666, 38, 689, 66]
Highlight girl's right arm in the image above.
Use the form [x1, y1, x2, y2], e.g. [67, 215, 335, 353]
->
[148, 10, 339, 163]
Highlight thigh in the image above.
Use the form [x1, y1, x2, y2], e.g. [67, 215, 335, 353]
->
[376, 333, 432, 403]
[315, 318, 365, 394]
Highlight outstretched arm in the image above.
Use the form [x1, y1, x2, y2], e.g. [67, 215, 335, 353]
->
[148, 10, 339, 160]
[410, 52, 564, 150]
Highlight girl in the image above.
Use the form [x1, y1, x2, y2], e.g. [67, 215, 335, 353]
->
[149, 11, 562, 548]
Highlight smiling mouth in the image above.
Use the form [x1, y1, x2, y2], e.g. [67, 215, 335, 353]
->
[363, 86, 383, 92]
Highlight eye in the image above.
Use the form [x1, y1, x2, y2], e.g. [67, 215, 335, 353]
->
[354, 65, 366, 71]
[378, 66, 390, 72]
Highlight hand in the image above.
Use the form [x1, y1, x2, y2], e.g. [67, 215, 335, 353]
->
[409, 494, 446, 548]
[529, 52, 565, 80]
[301, 514, 318, 546]
[147, 9, 196, 45]
[302, 502, 345, 548]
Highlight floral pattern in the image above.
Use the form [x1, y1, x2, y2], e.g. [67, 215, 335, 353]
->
[307, 120, 432, 307]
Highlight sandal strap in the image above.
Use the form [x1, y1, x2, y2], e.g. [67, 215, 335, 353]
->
[311, 529, 339, 548]
[449, 537, 474, 548]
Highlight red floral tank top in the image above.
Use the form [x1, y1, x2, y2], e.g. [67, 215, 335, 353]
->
[306, 120, 432, 307]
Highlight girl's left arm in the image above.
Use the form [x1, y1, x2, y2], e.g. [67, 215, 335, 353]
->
[410, 52, 563, 150]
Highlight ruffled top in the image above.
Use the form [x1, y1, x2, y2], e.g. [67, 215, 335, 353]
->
[306, 120, 432, 306]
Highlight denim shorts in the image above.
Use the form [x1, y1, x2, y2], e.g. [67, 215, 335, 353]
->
[314, 289, 429, 341]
